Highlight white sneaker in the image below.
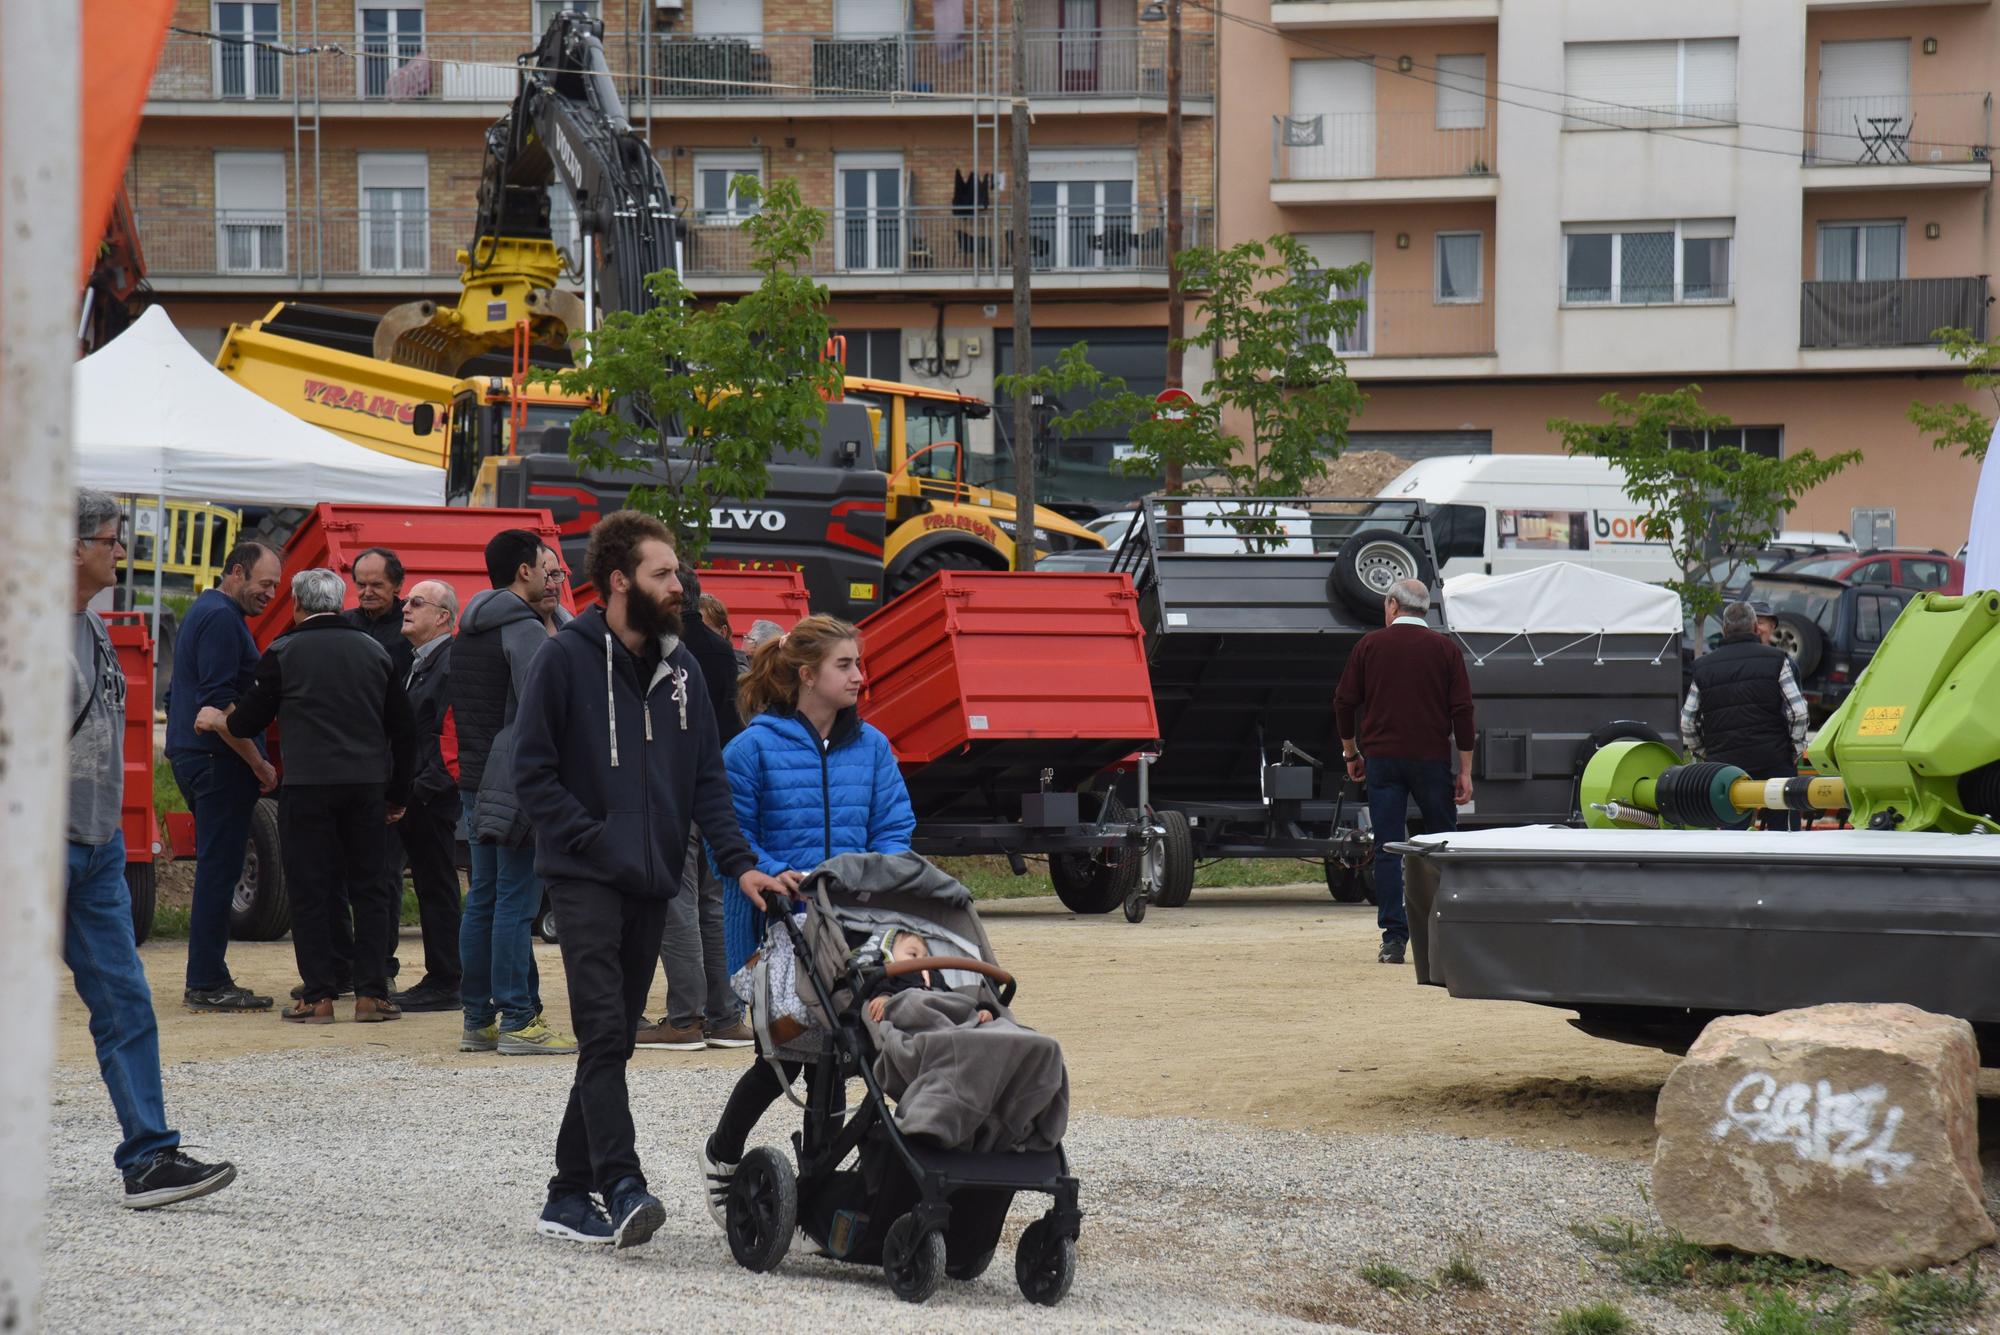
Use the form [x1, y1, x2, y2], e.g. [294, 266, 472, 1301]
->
[700, 1138, 736, 1229]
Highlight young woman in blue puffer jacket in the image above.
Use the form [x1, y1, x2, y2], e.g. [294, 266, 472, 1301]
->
[700, 614, 915, 1224]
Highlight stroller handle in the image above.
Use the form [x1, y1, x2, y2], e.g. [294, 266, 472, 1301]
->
[884, 955, 1016, 1006]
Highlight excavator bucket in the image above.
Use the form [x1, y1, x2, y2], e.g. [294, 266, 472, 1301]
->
[374, 237, 585, 375]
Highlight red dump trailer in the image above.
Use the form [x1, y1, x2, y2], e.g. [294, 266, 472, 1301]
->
[859, 570, 1161, 917]
[99, 612, 163, 944]
[697, 569, 812, 648]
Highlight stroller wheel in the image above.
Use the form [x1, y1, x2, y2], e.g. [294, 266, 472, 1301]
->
[725, 1147, 797, 1273]
[883, 1214, 946, 1304]
[1015, 1217, 1077, 1306]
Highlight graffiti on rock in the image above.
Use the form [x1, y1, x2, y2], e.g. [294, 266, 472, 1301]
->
[1711, 1072, 1915, 1185]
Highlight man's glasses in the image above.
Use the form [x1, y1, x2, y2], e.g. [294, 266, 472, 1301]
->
[405, 596, 439, 611]
[541, 568, 566, 584]
[79, 530, 127, 550]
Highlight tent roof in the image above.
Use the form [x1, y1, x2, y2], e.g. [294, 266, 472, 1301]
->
[72, 306, 442, 506]
[1443, 561, 1682, 634]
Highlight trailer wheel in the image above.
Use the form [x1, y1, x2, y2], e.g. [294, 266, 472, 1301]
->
[1049, 849, 1136, 914]
[1325, 858, 1376, 904]
[1152, 810, 1195, 908]
[230, 797, 290, 941]
[126, 861, 157, 946]
[534, 893, 559, 945]
[1329, 530, 1435, 619]
[888, 546, 990, 598]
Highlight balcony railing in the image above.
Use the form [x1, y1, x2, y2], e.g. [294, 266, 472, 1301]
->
[1804, 92, 1992, 166]
[1333, 287, 1495, 359]
[133, 204, 1208, 283]
[1799, 277, 1990, 349]
[1560, 99, 1738, 131]
[145, 29, 1215, 105]
[1273, 111, 1495, 181]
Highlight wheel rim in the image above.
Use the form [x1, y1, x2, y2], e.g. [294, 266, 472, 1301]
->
[1353, 540, 1420, 595]
[728, 1167, 776, 1255]
[232, 841, 259, 915]
[1023, 1238, 1065, 1298]
[1770, 624, 1802, 659]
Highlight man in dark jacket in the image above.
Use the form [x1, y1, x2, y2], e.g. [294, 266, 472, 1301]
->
[198, 567, 416, 1023]
[451, 529, 570, 1056]
[340, 546, 414, 989]
[514, 510, 783, 1250]
[390, 579, 463, 1011]
[1682, 600, 1811, 829]
[165, 540, 281, 1012]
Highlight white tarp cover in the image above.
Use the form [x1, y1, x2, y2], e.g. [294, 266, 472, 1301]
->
[1965, 420, 2000, 596]
[73, 306, 442, 506]
[1406, 826, 2000, 866]
[1443, 560, 1682, 634]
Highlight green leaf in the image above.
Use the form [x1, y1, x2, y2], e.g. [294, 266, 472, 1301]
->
[1907, 325, 1998, 462]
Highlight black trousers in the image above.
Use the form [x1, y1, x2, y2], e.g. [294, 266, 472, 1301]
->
[713, 1058, 804, 1162]
[548, 879, 669, 1199]
[396, 792, 462, 990]
[281, 783, 394, 1002]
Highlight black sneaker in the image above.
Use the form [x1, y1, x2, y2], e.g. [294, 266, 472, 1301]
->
[390, 982, 461, 1012]
[289, 981, 353, 1000]
[184, 984, 273, 1012]
[1377, 939, 1407, 965]
[606, 1176, 665, 1251]
[122, 1150, 237, 1210]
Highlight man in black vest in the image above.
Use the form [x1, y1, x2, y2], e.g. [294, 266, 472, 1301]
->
[1681, 600, 1811, 829]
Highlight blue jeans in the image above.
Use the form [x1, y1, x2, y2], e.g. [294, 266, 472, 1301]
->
[1365, 757, 1459, 945]
[460, 792, 541, 1031]
[168, 748, 260, 992]
[66, 832, 180, 1176]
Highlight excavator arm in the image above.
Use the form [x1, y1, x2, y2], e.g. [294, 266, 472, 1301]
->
[375, 12, 681, 374]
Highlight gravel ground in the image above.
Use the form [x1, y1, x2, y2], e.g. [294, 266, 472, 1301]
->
[43, 1051, 1737, 1334]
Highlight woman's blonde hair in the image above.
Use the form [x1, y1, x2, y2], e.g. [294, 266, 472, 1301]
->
[737, 613, 861, 720]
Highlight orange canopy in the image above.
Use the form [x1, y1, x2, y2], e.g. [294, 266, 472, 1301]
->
[80, 0, 174, 279]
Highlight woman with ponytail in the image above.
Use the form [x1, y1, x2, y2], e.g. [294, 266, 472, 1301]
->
[698, 614, 915, 1224]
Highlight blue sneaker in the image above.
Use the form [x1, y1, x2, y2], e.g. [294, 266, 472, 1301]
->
[607, 1176, 665, 1251]
[537, 1192, 614, 1245]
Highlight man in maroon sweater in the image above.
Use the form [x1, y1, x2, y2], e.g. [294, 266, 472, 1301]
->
[1332, 578, 1475, 964]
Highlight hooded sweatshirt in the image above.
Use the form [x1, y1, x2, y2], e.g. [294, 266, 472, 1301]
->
[450, 586, 549, 845]
[512, 604, 756, 897]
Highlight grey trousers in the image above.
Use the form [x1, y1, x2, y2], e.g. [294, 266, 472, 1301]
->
[660, 827, 743, 1031]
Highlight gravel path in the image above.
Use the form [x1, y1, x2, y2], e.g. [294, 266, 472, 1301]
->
[43, 1051, 1734, 1333]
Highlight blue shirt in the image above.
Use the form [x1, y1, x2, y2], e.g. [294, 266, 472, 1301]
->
[165, 588, 264, 756]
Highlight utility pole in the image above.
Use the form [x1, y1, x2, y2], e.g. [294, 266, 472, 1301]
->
[1009, 0, 1036, 571]
[1162, 0, 1185, 496]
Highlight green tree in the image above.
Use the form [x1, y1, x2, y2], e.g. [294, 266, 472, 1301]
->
[1907, 325, 1998, 462]
[531, 176, 843, 560]
[1549, 387, 1863, 626]
[994, 233, 1369, 499]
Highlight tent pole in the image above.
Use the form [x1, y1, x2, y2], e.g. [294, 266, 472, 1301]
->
[151, 496, 165, 654]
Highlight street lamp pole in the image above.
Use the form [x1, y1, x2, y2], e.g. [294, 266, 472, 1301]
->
[1146, 0, 1185, 495]
[1010, 0, 1036, 570]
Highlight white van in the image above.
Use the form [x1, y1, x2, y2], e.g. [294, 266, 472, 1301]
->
[1375, 454, 1679, 584]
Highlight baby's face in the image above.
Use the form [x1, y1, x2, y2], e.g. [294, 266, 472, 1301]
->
[890, 934, 931, 964]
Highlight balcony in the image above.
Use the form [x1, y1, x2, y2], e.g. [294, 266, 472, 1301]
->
[1799, 277, 1990, 350]
[1272, 111, 1496, 204]
[146, 33, 528, 113]
[1340, 288, 1496, 375]
[644, 29, 1213, 113]
[1271, 0, 1500, 27]
[1802, 93, 1993, 190]
[132, 204, 1209, 295]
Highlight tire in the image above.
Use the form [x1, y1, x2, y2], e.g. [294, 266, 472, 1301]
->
[1015, 1217, 1077, 1307]
[1769, 612, 1825, 677]
[1050, 793, 1140, 914]
[534, 893, 559, 945]
[947, 1248, 996, 1282]
[1329, 529, 1435, 620]
[1152, 809, 1195, 908]
[229, 797, 290, 941]
[888, 545, 992, 599]
[125, 861, 157, 946]
[883, 1213, 946, 1304]
[1324, 858, 1375, 904]
[725, 1147, 797, 1273]
[244, 507, 306, 554]
[1121, 888, 1148, 923]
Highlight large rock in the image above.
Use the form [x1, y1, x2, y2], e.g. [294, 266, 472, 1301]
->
[1652, 1003, 1994, 1275]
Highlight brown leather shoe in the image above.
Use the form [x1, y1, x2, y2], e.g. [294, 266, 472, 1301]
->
[633, 1020, 705, 1051]
[354, 996, 403, 1023]
[280, 998, 336, 1025]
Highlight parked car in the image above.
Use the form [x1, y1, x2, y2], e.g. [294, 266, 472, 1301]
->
[1747, 573, 1923, 719]
[1773, 529, 1856, 552]
[1045, 500, 1318, 571]
[1776, 548, 1964, 595]
[1696, 544, 1849, 600]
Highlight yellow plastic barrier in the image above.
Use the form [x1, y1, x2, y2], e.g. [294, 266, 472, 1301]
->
[124, 498, 240, 588]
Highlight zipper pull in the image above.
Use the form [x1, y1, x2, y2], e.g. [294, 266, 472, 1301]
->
[644, 703, 653, 742]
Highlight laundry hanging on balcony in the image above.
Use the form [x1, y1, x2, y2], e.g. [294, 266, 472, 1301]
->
[952, 170, 994, 215]
[1282, 115, 1324, 148]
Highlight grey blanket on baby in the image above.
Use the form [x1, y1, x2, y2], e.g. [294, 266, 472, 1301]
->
[868, 990, 1069, 1153]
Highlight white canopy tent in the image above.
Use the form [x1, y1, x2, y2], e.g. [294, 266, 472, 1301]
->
[1442, 561, 1682, 634]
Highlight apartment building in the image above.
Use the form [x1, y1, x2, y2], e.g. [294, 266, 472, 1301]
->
[129, 0, 1218, 508]
[1222, 0, 1996, 548]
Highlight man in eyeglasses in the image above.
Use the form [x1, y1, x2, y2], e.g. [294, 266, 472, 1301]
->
[69, 488, 238, 1208]
[533, 544, 571, 634]
[389, 580, 465, 1012]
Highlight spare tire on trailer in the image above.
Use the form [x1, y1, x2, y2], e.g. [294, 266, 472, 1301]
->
[1328, 530, 1435, 619]
[126, 861, 157, 946]
[1768, 612, 1824, 677]
[230, 797, 290, 941]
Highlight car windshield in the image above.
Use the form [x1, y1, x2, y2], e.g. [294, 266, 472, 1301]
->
[1751, 579, 1838, 632]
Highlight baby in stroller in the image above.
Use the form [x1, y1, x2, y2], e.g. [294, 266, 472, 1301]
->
[722, 851, 1081, 1306]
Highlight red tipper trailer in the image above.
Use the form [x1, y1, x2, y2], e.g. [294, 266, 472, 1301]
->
[698, 569, 812, 647]
[99, 612, 162, 943]
[858, 571, 1161, 918]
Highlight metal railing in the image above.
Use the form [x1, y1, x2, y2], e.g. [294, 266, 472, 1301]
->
[146, 28, 1215, 105]
[1799, 276, 1990, 349]
[1803, 92, 1993, 167]
[1273, 111, 1495, 181]
[1338, 288, 1495, 358]
[1561, 281, 1735, 307]
[132, 208, 479, 280]
[1560, 100, 1738, 131]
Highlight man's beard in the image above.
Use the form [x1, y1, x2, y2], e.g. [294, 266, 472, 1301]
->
[625, 584, 682, 640]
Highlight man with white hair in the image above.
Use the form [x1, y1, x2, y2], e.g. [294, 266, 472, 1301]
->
[198, 567, 417, 1022]
[391, 579, 464, 1011]
[1333, 577, 1476, 965]
[1681, 598, 1810, 830]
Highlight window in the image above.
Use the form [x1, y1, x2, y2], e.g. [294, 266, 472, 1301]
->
[213, 2, 282, 99]
[359, 154, 428, 273]
[835, 153, 903, 271]
[693, 153, 763, 224]
[359, 7, 424, 100]
[1906, 560, 1950, 589]
[1029, 149, 1137, 270]
[1849, 559, 1892, 585]
[692, 0, 761, 41]
[1435, 54, 1487, 130]
[1429, 503, 1486, 563]
[214, 151, 286, 273]
[1297, 232, 1371, 355]
[833, 329, 901, 379]
[1814, 40, 1909, 164]
[1435, 232, 1482, 304]
[1818, 221, 1903, 281]
[1855, 593, 1895, 644]
[1563, 38, 1736, 128]
[835, 0, 903, 38]
[1564, 220, 1732, 305]
[1289, 58, 1375, 179]
[534, 0, 599, 30]
[1668, 426, 1782, 458]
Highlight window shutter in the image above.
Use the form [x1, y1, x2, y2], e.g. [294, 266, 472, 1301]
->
[835, 0, 904, 38]
[215, 152, 286, 210]
[693, 0, 763, 38]
[1564, 41, 1676, 121]
[1435, 54, 1486, 130]
[1681, 40, 1737, 117]
[359, 153, 428, 191]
